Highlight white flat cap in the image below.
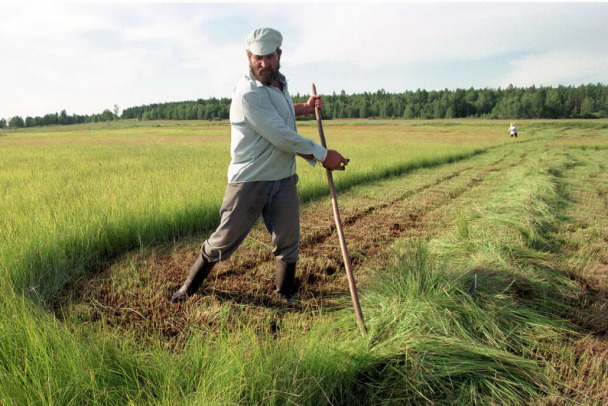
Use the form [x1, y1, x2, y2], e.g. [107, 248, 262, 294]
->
[246, 27, 283, 56]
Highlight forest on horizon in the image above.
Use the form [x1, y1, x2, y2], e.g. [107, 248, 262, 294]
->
[3, 83, 607, 129]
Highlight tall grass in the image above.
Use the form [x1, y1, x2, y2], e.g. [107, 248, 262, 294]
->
[0, 126, 228, 303]
[0, 293, 164, 405]
[296, 122, 502, 200]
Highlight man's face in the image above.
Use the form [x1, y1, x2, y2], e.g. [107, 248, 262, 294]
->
[248, 50, 281, 86]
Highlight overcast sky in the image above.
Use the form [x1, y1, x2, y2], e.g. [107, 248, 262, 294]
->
[2, 1, 607, 119]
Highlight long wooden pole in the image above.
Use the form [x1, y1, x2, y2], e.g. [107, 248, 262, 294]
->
[312, 84, 366, 336]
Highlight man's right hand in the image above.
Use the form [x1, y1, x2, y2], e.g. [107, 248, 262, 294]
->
[323, 150, 349, 171]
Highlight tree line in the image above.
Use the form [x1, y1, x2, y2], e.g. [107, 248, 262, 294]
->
[2, 83, 607, 129]
[1, 107, 119, 129]
[314, 83, 608, 120]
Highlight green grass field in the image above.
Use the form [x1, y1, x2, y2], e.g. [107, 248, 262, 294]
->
[1, 119, 607, 405]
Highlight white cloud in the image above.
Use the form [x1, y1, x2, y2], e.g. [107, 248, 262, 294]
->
[501, 50, 608, 88]
[286, 2, 607, 69]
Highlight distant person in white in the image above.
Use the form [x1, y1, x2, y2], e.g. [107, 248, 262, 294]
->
[508, 122, 518, 138]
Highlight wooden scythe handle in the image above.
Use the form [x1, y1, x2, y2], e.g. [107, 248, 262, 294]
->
[312, 84, 366, 336]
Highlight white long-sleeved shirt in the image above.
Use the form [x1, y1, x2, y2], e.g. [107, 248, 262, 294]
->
[227, 71, 327, 183]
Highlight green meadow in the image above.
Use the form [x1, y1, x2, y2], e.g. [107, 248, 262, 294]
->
[1, 119, 607, 405]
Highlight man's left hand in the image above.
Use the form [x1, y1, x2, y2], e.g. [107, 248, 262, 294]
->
[306, 95, 323, 114]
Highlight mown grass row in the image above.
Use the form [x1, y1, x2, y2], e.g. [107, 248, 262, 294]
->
[357, 146, 577, 404]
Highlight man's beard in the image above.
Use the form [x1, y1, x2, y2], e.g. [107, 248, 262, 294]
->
[250, 62, 280, 86]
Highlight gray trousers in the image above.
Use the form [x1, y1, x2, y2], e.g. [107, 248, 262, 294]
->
[201, 174, 300, 264]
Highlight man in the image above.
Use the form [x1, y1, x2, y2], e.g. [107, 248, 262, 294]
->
[171, 27, 349, 303]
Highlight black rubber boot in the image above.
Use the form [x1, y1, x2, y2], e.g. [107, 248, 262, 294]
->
[170, 255, 215, 303]
[275, 260, 296, 300]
